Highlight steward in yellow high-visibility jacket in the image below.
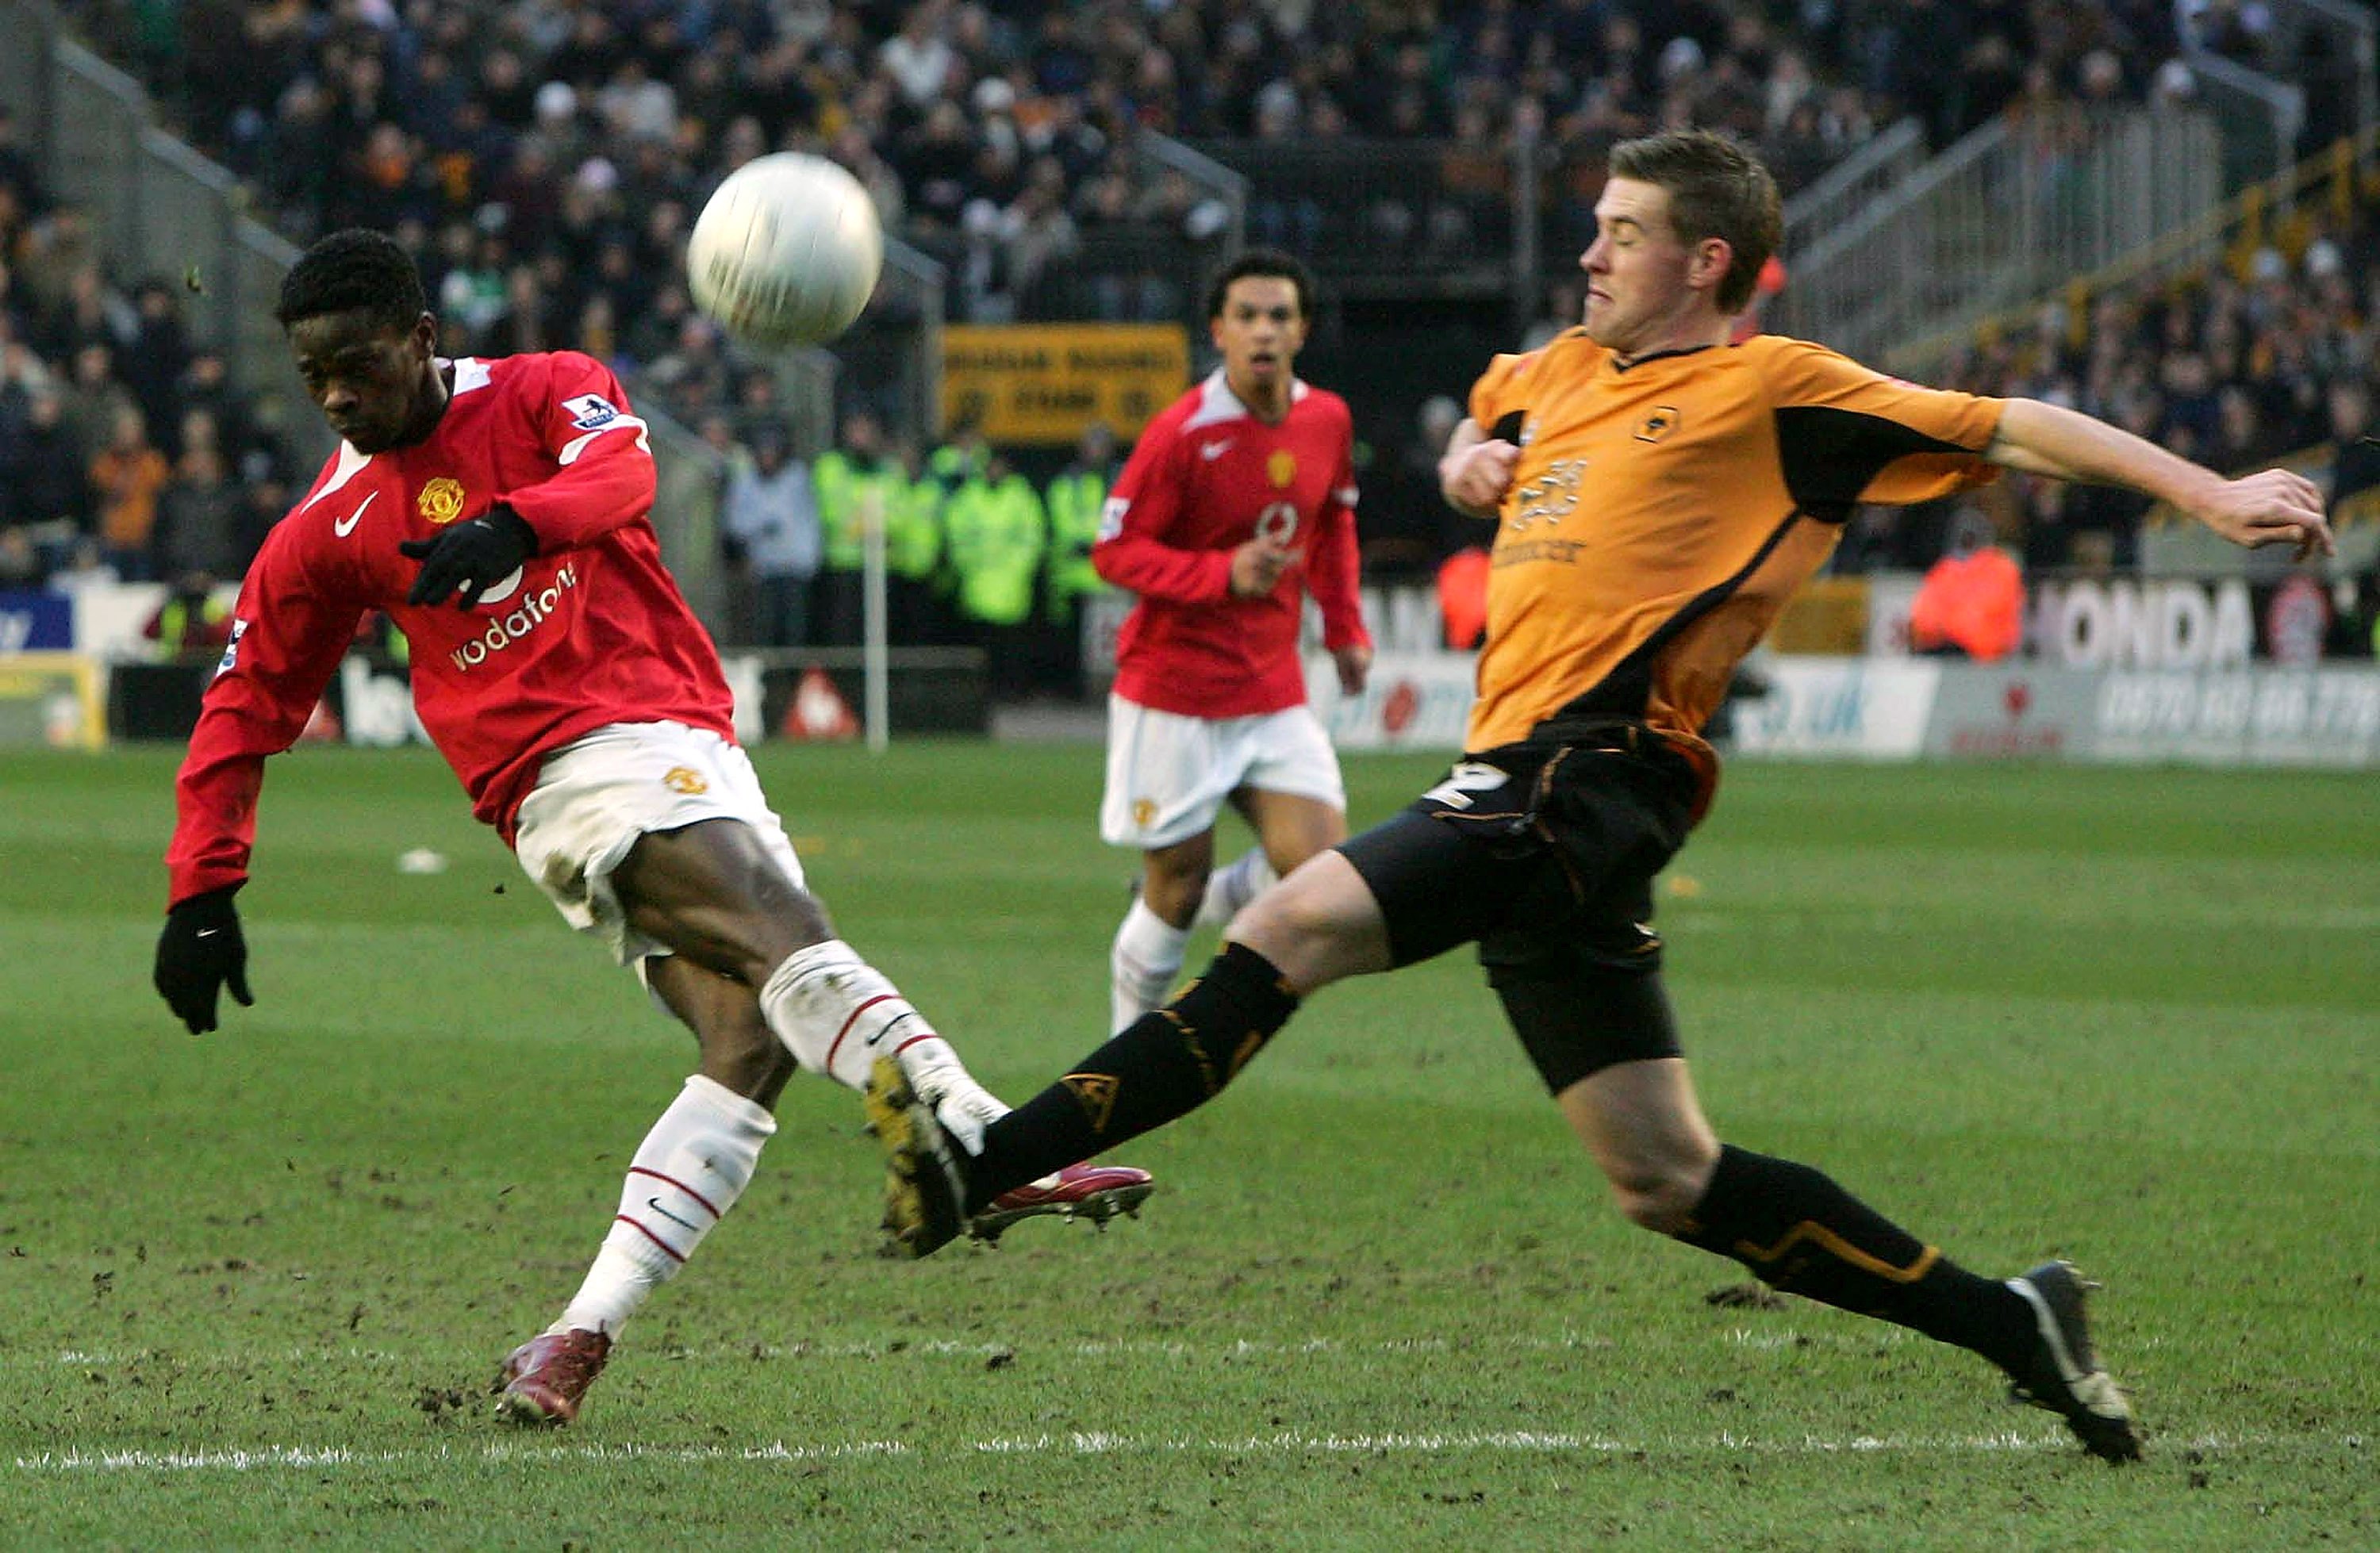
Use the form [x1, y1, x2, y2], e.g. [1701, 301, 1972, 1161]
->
[810, 411, 900, 645]
[1043, 422, 1117, 627]
[943, 452, 1046, 700]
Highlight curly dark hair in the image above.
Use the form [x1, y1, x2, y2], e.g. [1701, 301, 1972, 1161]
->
[1203, 247, 1317, 322]
[274, 228, 427, 332]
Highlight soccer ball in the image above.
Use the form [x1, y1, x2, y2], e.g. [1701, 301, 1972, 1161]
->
[686, 153, 884, 349]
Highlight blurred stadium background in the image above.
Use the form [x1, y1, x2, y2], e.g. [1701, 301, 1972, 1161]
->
[1, 0, 2374, 757]
[2, 2, 2376, 1545]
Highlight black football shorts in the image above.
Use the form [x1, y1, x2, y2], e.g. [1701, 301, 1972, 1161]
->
[1336, 723, 1696, 1091]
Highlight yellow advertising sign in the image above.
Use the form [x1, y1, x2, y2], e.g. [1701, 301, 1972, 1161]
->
[0, 651, 105, 749]
[941, 324, 1189, 445]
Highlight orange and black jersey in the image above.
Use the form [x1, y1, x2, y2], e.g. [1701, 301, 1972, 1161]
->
[1464, 330, 2003, 809]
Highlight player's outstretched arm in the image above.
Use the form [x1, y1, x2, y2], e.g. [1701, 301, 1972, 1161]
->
[1438, 418, 1518, 522]
[1985, 397, 2334, 559]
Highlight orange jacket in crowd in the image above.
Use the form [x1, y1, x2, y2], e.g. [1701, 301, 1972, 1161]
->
[1908, 545, 2024, 660]
[91, 444, 172, 551]
[1437, 546, 1490, 650]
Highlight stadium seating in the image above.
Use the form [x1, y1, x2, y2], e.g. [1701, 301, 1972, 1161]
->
[6, 0, 2366, 606]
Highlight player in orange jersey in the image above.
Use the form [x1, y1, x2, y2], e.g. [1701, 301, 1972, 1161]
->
[869, 132, 2332, 1463]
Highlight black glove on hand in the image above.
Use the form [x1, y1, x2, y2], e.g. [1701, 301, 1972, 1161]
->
[398, 505, 538, 608]
[155, 887, 252, 1034]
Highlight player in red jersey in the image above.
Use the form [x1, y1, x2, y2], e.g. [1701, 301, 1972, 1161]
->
[1092, 251, 1372, 1032]
[149, 231, 1150, 1426]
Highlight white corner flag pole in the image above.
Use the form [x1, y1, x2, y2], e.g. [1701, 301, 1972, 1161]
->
[861, 490, 889, 753]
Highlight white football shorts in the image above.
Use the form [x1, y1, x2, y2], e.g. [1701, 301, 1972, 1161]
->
[1099, 694, 1345, 850]
[513, 720, 805, 966]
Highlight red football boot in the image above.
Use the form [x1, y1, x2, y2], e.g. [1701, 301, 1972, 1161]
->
[493, 1329, 612, 1426]
[970, 1162, 1155, 1245]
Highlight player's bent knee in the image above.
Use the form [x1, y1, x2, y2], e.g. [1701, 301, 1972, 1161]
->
[1143, 872, 1208, 927]
[1226, 879, 1331, 959]
[1605, 1170, 1702, 1235]
[1225, 853, 1388, 994]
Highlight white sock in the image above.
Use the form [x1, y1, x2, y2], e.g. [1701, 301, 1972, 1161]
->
[757, 939, 1006, 1153]
[1111, 895, 1191, 1033]
[1195, 847, 1277, 929]
[558, 1075, 774, 1338]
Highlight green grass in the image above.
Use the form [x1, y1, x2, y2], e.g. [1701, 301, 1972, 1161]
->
[1, 742, 2373, 1550]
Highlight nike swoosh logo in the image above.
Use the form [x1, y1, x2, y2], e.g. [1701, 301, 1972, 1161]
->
[194, 928, 221, 939]
[646, 1198, 700, 1233]
[334, 491, 376, 537]
[1200, 441, 1232, 461]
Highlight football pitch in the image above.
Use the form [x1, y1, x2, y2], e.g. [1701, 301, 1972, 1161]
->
[2, 740, 2373, 1550]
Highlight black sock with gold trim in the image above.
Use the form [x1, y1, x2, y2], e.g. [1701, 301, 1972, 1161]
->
[1676, 1145, 2035, 1367]
[962, 942, 1300, 1211]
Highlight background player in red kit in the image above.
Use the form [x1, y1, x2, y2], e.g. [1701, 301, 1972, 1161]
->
[149, 230, 1150, 1427]
[1092, 251, 1372, 1033]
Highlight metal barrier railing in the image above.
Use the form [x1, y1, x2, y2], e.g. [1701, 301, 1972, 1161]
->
[641, 412, 726, 628]
[1773, 108, 2222, 362]
[813, 236, 942, 439]
[5, 11, 321, 458]
[2182, 0, 2375, 151]
[1135, 131, 1246, 328]
[1024, 225, 1223, 328]
[1182, 136, 1518, 302]
[1192, 121, 1930, 334]
[1888, 121, 2380, 377]
[1141, 131, 1247, 253]
[2182, 48, 2306, 194]
[1779, 118, 1927, 257]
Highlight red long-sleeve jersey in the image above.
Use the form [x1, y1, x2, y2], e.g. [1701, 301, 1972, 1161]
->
[1094, 371, 1369, 718]
[165, 352, 734, 906]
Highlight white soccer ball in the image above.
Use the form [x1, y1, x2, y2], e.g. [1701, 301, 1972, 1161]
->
[686, 153, 885, 349]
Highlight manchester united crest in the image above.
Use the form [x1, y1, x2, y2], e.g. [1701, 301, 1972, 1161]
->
[417, 477, 466, 524]
[1266, 449, 1297, 489]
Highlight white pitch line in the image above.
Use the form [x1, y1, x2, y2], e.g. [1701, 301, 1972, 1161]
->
[13, 1429, 2357, 1474]
[11, 1440, 909, 1473]
[12, 1331, 1693, 1370]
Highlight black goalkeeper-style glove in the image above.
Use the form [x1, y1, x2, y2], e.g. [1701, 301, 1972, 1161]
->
[397, 504, 539, 608]
[154, 887, 252, 1034]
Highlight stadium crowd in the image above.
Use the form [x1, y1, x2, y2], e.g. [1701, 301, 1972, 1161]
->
[6, 1, 2367, 676]
[1833, 188, 2380, 577]
[0, 105, 300, 608]
[52, 0, 2206, 355]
